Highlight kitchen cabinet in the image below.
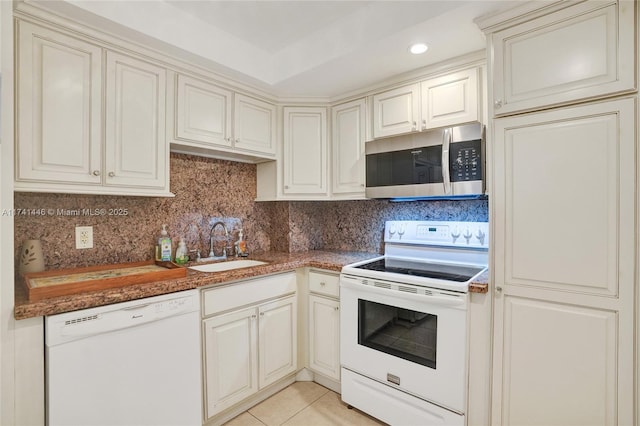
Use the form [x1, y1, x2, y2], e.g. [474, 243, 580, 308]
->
[371, 67, 479, 139]
[15, 20, 171, 196]
[491, 98, 636, 426]
[331, 98, 366, 197]
[282, 106, 328, 195]
[486, 0, 635, 116]
[201, 273, 297, 419]
[104, 51, 168, 190]
[172, 74, 276, 159]
[308, 270, 340, 382]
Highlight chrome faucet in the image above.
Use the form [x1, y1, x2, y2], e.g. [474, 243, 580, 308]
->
[209, 221, 229, 260]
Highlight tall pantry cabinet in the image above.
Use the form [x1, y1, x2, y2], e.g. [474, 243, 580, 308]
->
[477, 1, 637, 425]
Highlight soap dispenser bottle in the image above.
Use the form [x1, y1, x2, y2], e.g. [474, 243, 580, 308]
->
[175, 237, 188, 265]
[235, 229, 248, 257]
[158, 224, 172, 262]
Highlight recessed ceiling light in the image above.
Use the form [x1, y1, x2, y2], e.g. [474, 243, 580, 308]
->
[409, 43, 429, 55]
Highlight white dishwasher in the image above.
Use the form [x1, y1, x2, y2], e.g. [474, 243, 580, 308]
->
[45, 289, 202, 426]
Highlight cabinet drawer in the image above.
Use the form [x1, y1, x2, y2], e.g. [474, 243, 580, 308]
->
[309, 271, 339, 298]
[202, 272, 296, 317]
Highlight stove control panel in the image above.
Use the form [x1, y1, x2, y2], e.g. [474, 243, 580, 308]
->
[385, 220, 489, 248]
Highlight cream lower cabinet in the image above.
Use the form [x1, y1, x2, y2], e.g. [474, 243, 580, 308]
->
[201, 273, 297, 420]
[308, 270, 340, 381]
[491, 98, 636, 426]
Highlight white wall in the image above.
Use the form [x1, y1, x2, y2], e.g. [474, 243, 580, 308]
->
[0, 0, 16, 423]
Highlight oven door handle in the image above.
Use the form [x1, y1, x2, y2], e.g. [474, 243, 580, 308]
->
[442, 128, 452, 195]
[341, 278, 467, 307]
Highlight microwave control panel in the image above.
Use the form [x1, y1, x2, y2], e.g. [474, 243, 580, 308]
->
[450, 139, 482, 182]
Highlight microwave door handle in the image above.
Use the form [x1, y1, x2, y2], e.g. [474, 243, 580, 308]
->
[442, 128, 452, 194]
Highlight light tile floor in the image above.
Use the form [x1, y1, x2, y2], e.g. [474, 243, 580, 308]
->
[223, 381, 387, 426]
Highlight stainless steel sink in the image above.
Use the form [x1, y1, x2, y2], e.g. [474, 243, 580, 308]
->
[189, 259, 267, 273]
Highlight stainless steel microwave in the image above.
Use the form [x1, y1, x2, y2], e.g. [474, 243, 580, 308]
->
[365, 122, 485, 200]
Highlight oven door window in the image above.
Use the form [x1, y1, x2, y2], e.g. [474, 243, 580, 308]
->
[358, 299, 436, 369]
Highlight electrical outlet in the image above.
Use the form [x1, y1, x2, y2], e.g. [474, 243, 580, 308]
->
[75, 226, 93, 249]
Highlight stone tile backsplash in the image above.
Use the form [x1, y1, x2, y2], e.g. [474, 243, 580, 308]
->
[14, 153, 488, 270]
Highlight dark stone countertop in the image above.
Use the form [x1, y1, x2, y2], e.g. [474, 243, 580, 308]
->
[14, 250, 489, 319]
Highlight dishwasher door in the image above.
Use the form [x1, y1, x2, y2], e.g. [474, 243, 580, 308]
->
[45, 289, 202, 426]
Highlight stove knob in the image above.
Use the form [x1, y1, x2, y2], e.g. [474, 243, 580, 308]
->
[476, 229, 486, 245]
[463, 228, 472, 244]
[388, 224, 396, 239]
[397, 224, 405, 240]
[451, 227, 460, 243]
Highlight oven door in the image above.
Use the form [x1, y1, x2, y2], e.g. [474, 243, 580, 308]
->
[340, 274, 468, 414]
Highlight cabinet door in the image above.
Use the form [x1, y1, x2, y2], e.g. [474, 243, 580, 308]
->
[371, 83, 420, 138]
[234, 94, 276, 156]
[283, 107, 328, 195]
[308, 295, 340, 381]
[258, 296, 297, 388]
[332, 99, 366, 196]
[176, 74, 233, 147]
[492, 1, 635, 116]
[421, 68, 478, 130]
[16, 21, 102, 185]
[491, 98, 635, 425]
[104, 52, 167, 189]
[203, 306, 258, 418]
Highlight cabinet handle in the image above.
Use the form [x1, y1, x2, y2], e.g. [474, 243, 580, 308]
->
[494, 99, 503, 109]
[92, 170, 100, 176]
[334, 307, 339, 311]
[495, 286, 503, 293]
[251, 314, 257, 319]
[108, 172, 115, 177]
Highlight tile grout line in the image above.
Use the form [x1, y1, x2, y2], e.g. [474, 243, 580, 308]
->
[248, 411, 268, 426]
[276, 387, 331, 426]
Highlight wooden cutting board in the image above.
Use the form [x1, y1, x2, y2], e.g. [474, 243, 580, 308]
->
[22, 260, 186, 302]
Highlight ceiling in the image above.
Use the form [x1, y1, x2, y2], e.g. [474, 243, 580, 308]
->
[32, 0, 516, 98]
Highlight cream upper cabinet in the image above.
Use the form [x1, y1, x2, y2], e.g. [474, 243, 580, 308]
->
[16, 21, 103, 186]
[331, 98, 366, 196]
[491, 98, 636, 426]
[175, 74, 233, 147]
[283, 106, 328, 195]
[104, 52, 168, 190]
[421, 68, 479, 130]
[173, 75, 276, 159]
[490, 1, 635, 116]
[234, 94, 277, 156]
[372, 84, 420, 138]
[15, 21, 171, 196]
[372, 67, 480, 138]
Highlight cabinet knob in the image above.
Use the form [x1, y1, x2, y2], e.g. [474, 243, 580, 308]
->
[251, 314, 257, 319]
[494, 99, 503, 109]
[411, 121, 417, 131]
[108, 172, 115, 177]
[235, 138, 240, 143]
[320, 282, 326, 286]
[260, 312, 264, 316]
[335, 306, 339, 311]
[421, 119, 427, 131]
[284, 185, 289, 189]
[496, 286, 503, 293]
[92, 170, 100, 176]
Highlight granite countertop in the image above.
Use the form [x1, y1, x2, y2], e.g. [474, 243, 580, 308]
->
[14, 250, 489, 320]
